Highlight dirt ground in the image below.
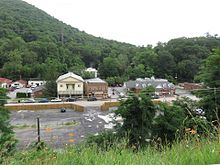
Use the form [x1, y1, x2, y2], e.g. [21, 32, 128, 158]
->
[10, 107, 113, 149]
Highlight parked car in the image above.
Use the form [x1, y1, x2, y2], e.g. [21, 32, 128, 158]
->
[65, 97, 77, 102]
[38, 98, 49, 103]
[50, 98, 62, 102]
[20, 98, 35, 103]
[151, 95, 159, 99]
[87, 96, 97, 101]
[117, 97, 128, 101]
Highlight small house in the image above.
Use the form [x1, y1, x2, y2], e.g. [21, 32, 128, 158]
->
[11, 79, 27, 89]
[28, 80, 46, 88]
[0, 77, 12, 89]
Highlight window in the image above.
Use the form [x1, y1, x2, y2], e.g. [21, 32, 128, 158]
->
[78, 85, 81, 87]
[60, 84, 63, 87]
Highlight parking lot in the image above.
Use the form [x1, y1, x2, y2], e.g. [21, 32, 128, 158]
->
[10, 107, 114, 149]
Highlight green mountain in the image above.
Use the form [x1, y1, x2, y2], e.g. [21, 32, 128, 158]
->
[0, 0, 220, 83]
[0, 0, 136, 80]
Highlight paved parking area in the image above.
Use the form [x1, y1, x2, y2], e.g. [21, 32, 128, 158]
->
[10, 107, 113, 149]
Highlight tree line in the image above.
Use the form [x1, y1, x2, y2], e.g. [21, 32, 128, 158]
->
[0, 0, 220, 85]
[87, 49, 220, 149]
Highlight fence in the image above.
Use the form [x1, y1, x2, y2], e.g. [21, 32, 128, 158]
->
[100, 101, 120, 111]
[5, 102, 84, 112]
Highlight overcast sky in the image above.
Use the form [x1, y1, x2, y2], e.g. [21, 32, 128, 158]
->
[23, 0, 220, 46]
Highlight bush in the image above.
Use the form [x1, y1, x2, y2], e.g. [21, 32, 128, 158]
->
[16, 92, 30, 98]
[86, 131, 119, 151]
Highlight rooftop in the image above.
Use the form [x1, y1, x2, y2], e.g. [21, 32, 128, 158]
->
[84, 78, 106, 83]
[56, 72, 84, 83]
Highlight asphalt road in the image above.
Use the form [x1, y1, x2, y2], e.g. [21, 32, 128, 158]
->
[10, 107, 113, 149]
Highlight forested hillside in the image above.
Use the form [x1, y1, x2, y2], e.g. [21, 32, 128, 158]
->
[0, 0, 220, 83]
[0, 0, 136, 81]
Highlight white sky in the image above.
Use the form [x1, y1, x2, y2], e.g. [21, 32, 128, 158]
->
[23, 0, 220, 46]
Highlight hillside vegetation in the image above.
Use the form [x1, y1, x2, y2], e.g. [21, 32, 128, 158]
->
[0, 0, 135, 81]
[0, 0, 220, 83]
[2, 139, 220, 165]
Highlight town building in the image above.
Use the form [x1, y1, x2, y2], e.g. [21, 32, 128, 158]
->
[0, 77, 12, 89]
[84, 78, 108, 99]
[56, 72, 84, 98]
[32, 86, 44, 98]
[125, 77, 175, 96]
[11, 79, 27, 89]
[28, 79, 46, 88]
[85, 67, 98, 78]
[182, 82, 203, 91]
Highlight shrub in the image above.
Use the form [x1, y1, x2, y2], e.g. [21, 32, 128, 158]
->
[16, 92, 30, 98]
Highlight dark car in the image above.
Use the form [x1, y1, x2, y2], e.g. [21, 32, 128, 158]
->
[60, 108, 66, 113]
[65, 97, 77, 102]
[38, 98, 49, 103]
[87, 96, 97, 101]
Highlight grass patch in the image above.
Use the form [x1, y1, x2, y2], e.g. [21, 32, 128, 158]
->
[2, 138, 220, 165]
[12, 124, 36, 129]
[62, 121, 79, 126]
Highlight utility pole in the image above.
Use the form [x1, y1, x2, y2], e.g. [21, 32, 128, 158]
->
[37, 117, 40, 143]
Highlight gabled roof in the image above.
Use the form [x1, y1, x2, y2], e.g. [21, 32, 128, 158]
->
[84, 78, 107, 83]
[14, 79, 27, 85]
[86, 67, 97, 72]
[125, 77, 175, 89]
[0, 77, 12, 84]
[32, 85, 44, 93]
[56, 72, 84, 83]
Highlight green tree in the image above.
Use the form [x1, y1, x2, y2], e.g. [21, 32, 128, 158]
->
[81, 70, 95, 79]
[197, 49, 220, 122]
[42, 58, 64, 97]
[153, 103, 186, 143]
[0, 88, 17, 159]
[99, 57, 120, 78]
[127, 64, 154, 80]
[173, 97, 215, 136]
[155, 50, 176, 78]
[115, 89, 156, 148]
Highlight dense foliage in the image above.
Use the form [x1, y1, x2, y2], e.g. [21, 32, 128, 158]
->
[115, 92, 155, 148]
[0, 0, 220, 84]
[197, 49, 220, 122]
[0, 0, 135, 81]
[0, 88, 17, 160]
[113, 88, 214, 148]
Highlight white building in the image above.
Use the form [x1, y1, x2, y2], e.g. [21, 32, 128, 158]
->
[85, 67, 98, 78]
[56, 72, 84, 97]
[28, 80, 46, 88]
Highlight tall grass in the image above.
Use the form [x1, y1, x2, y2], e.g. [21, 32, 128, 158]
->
[3, 138, 220, 165]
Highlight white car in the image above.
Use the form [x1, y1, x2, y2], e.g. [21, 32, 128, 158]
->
[50, 98, 62, 102]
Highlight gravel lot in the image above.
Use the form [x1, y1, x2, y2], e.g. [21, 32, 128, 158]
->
[10, 107, 114, 149]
